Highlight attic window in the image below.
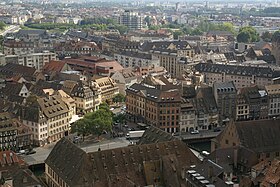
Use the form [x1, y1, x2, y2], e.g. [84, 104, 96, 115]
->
[112, 151, 115, 157]
[122, 150, 125, 156]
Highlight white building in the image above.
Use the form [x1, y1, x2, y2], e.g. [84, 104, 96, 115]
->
[114, 51, 160, 68]
[6, 52, 56, 70]
[265, 84, 280, 118]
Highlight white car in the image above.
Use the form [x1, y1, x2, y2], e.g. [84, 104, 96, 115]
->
[190, 130, 199, 134]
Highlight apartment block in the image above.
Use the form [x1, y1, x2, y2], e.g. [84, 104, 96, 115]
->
[22, 95, 71, 146]
[6, 52, 57, 70]
[114, 51, 160, 68]
[126, 83, 181, 133]
[265, 84, 280, 118]
[118, 10, 143, 30]
[213, 81, 237, 122]
[195, 63, 280, 89]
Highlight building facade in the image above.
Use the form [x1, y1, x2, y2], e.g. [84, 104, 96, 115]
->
[114, 51, 160, 68]
[118, 10, 143, 30]
[213, 81, 237, 122]
[92, 77, 119, 102]
[195, 63, 280, 89]
[265, 84, 280, 118]
[126, 83, 181, 133]
[22, 95, 71, 146]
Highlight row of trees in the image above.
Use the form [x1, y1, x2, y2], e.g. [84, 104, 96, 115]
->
[25, 23, 77, 30]
[24, 19, 129, 34]
[148, 20, 236, 39]
[236, 27, 280, 43]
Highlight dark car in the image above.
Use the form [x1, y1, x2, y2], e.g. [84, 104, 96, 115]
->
[213, 128, 221, 132]
[26, 150, 36, 155]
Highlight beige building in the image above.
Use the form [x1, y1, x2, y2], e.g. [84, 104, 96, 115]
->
[195, 63, 279, 89]
[236, 94, 250, 121]
[92, 76, 119, 102]
[17, 52, 57, 70]
[265, 84, 280, 118]
[22, 95, 71, 146]
[3, 39, 35, 55]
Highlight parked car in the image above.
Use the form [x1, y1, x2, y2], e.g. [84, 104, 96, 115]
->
[26, 150, 36, 155]
[190, 130, 199, 134]
[213, 127, 221, 132]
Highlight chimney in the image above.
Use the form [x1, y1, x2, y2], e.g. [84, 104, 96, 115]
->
[181, 167, 185, 179]
[233, 148, 238, 168]
[10, 152, 14, 164]
[208, 165, 213, 182]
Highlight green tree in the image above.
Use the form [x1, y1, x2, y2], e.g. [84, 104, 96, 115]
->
[114, 24, 128, 34]
[237, 31, 251, 43]
[261, 31, 273, 42]
[0, 22, 5, 31]
[72, 107, 113, 139]
[173, 30, 183, 39]
[149, 25, 161, 30]
[113, 113, 126, 124]
[237, 26, 260, 43]
[85, 108, 113, 137]
[71, 118, 90, 141]
[191, 28, 203, 36]
[272, 30, 280, 42]
[112, 93, 126, 103]
[220, 22, 236, 34]
[182, 26, 192, 35]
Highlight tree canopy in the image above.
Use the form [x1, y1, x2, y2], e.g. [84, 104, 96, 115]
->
[237, 26, 260, 43]
[261, 31, 273, 42]
[272, 30, 280, 43]
[71, 103, 113, 139]
[0, 22, 5, 31]
[112, 93, 126, 103]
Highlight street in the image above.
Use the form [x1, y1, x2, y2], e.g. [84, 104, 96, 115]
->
[21, 137, 130, 165]
[178, 130, 222, 140]
[0, 25, 20, 36]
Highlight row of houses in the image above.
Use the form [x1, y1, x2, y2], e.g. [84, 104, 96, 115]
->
[126, 73, 280, 133]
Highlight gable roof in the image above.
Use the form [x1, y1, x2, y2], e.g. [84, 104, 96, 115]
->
[195, 63, 280, 78]
[138, 125, 177, 145]
[46, 138, 199, 187]
[45, 138, 89, 186]
[234, 119, 280, 153]
[0, 64, 36, 79]
[42, 60, 67, 73]
[12, 169, 42, 187]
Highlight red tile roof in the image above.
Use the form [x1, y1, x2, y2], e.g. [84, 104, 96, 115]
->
[0, 151, 25, 167]
[42, 60, 67, 73]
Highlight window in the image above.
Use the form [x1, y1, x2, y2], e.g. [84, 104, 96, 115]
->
[276, 152, 279, 157]
[266, 153, 270, 158]
[225, 139, 229, 144]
